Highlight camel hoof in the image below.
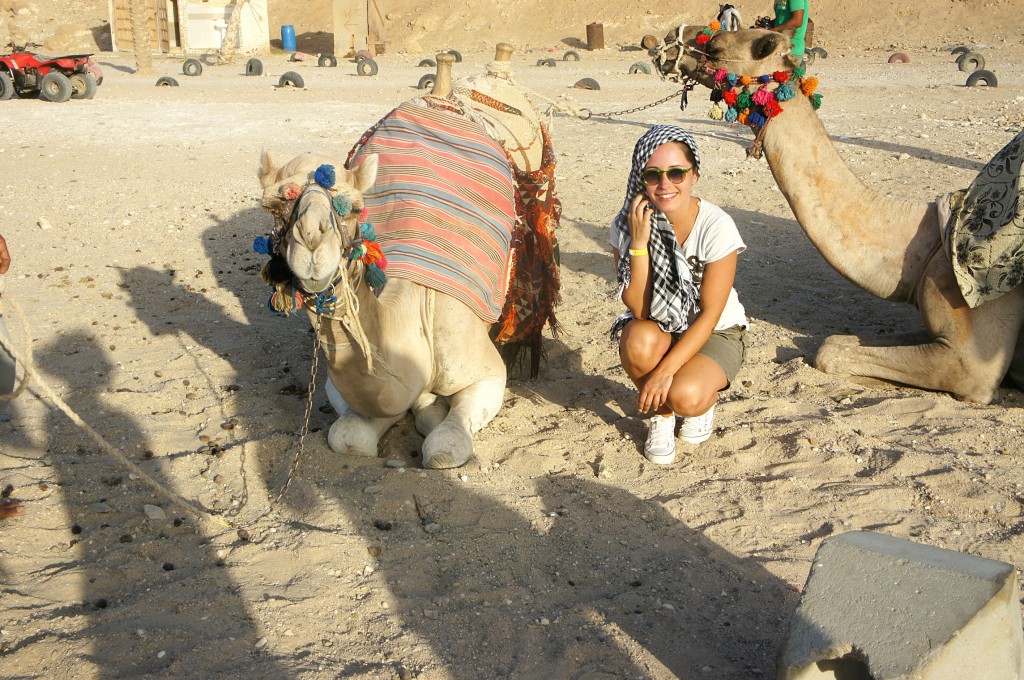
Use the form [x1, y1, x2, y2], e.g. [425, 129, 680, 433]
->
[422, 422, 474, 469]
[814, 341, 853, 376]
[327, 415, 379, 457]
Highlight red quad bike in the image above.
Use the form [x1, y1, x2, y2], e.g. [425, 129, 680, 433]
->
[0, 48, 104, 102]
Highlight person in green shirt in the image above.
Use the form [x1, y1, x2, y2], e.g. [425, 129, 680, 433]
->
[771, 0, 811, 60]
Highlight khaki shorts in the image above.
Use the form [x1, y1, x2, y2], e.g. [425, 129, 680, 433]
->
[696, 325, 746, 388]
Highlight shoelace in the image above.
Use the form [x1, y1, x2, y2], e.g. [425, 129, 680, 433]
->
[647, 417, 675, 449]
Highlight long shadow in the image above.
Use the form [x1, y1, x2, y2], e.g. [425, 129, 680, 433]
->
[285, 440, 799, 678]
[0, 333, 292, 677]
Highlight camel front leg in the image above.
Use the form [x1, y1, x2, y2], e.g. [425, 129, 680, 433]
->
[422, 376, 505, 469]
[325, 379, 405, 457]
[815, 262, 1024, 404]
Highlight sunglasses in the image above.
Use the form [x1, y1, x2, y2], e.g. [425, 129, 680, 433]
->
[641, 165, 696, 186]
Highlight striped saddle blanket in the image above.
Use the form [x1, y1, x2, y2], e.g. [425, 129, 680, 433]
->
[347, 100, 516, 322]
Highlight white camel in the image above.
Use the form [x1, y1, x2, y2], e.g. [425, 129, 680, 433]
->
[257, 46, 557, 467]
[653, 26, 1024, 403]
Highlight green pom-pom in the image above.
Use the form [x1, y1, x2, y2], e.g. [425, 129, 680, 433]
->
[810, 93, 823, 109]
[736, 90, 752, 110]
[793, 66, 806, 78]
[365, 264, 387, 290]
[332, 194, 352, 215]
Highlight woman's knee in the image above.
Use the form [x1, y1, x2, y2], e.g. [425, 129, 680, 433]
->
[667, 381, 716, 416]
[619, 323, 670, 366]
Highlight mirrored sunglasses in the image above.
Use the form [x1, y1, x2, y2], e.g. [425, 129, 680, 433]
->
[641, 165, 695, 186]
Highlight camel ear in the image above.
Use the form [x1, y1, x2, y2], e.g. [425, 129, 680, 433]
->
[258, 150, 279, 189]
[752, 31, 787, 61]
[350, 154, 379, 193]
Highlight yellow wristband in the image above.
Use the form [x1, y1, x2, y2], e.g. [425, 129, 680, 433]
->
[628, 247, 648, 257]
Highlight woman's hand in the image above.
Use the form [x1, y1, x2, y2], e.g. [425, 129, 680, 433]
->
[638, 363, 675, 413]
[627, 193, 653, 249]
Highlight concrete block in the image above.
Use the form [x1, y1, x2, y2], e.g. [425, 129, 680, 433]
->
[778, 531, 1024, 680]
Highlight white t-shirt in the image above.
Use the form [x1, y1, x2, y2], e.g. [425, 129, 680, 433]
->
[609, 199, 748, 330]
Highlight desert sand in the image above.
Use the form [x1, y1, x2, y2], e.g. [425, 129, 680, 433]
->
[2, 2, 1024, 679]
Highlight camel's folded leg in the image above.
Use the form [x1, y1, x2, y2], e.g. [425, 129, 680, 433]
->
[411, 392, 449, 437]
[325, 379, 404, 457]
[816, 277, 1024, 404]
[422, 376, 505, 469]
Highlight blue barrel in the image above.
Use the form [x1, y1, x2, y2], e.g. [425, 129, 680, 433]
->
[281, 25, 296, 52]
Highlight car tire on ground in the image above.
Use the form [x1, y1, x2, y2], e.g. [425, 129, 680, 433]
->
[447, 49, 462, 62]
[69, 72, 97, 99]
[888, 52, 910, 64]
[40, 71, 72, 102]
[155, 76, 179, 87]
[536, 58, 557, 67]
[563, 50, 580, 61]
[0, 72, 15, 100]
[573, 77, 600, 90]
[318, 53, 337, 68]
[200, 53, 219, 66]
[957, 52, 985, 72]
[950, 45, 970, 56]
[628, 62, 652, 75]
[245, 58, 263, 76]
[965, 69, 997, 87]
[278, 71, 305, 88]
[418, 58, 436, 68]
[417, 73, 436, 90]
[356, 58, 379, 76]
[183, 58, 203, 76]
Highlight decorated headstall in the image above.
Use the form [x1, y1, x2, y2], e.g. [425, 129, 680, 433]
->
[692, 21, 824, 158]
[253, 163, 388, 316]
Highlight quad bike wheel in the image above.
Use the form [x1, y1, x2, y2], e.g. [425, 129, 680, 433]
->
[183, 58, 203, 76]
[155, 76, 179, 87]
[628, 62, 651, 75]
[418, 58, 436, 68]
[318, 53, 338, 68]
[245, 58, 263, 76]
[957, 52, 985, 72]
[417, 73, 435, 90]
[965, 69, 997, 87]
[356, 58, 379, 76]
[278, 71, 305, 88]
[0, 72, 15, 100]
[69, 72, 97, 99]
[40, 71, 72, 102]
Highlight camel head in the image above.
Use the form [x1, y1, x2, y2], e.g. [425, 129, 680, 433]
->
[258, 151, 379, 293]
[652, 25, 799, 87]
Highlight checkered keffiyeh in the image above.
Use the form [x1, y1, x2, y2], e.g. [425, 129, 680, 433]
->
[610, 126, 702, 339]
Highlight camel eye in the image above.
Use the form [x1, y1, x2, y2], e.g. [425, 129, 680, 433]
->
[752, 34, 780, 61]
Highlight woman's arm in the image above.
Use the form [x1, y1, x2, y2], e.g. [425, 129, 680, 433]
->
[619, 194, 655, 318]
[636, 252, 738, 412]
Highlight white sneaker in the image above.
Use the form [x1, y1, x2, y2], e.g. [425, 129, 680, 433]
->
[679, 404, 716, 444]
[644, 414, 677, 464]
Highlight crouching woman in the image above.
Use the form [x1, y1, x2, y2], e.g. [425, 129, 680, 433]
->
[610, 126, 748, 464]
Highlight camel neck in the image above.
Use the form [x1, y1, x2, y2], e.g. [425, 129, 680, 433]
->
[759, 96, 935, 302]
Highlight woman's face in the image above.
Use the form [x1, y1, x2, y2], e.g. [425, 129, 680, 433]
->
[643, 142, 698, 215]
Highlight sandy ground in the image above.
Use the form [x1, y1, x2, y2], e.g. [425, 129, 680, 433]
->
[1, 40, 1024, 679]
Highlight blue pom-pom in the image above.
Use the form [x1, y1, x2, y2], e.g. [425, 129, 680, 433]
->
[365, 263, 387, 290]
[332, 194, 352, 215]
[758, 74, 771, 83]
[748, 111, 768, 128]
[314, 164, 336, 189]
[775, 82, 795, 101]
[724, 107, 738, 123]
[360, 222, 376, 240]
[253, 235, 271, 255]
[727, 73, 737, 86]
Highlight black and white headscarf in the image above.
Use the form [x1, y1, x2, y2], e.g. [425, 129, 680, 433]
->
[610, 125, 703, 339]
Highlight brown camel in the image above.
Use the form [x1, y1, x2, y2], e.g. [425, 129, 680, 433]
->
[653, 26, 1024, 404]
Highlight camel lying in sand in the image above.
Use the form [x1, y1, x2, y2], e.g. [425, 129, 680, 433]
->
[653, 25, 1024, 403]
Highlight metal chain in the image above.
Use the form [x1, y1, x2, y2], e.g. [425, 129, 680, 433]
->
[577, 85, 692, 120]
[270, 313, 323, 506]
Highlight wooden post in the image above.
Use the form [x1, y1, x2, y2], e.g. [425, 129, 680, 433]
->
[431, 52, 454, 97]
[586, 22, 604, 50]
[494, 42, 514, 62]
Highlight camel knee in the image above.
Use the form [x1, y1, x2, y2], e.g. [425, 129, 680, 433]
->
[815, 341, 852, 376]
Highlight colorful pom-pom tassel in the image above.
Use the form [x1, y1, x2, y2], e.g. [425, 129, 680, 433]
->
[800, 77, 818, 96]
[725, 107, 738, 123]
[332, 194, 352, 216]
[710, 88, 724, 103]
[722, 89, 738, 106]
[697, 33, 711, 45]
[739, 75, 752, 86]
[736, 90, 753, 109]
[709, 20, 721, 31]
[793, 66, 806, 78]
[810, 93, 823, 109]
[362, 240, 386, 266]
[727, 73, 738, 86]
[283, 184, 300, 200]
[758, 74, 771, 84]
[775, 82, 795, 101]
[748, 111, 768, 128]
[360, 222, 376, 240]
[253, 235, 271, 255]
[714, 68, 728, 83]
[751, 88, 774, 106]
[314, 164, 336, 189]
[364, 264, 387, 290]
[708, 104, 725, 121]
[773, 70, 790, 83]
[763, 100, 783, 118]
[737, 110, 749, 125]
